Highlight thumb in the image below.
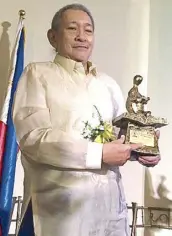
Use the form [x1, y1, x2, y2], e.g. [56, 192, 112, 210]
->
[130, 142, 143, 150]
[112, 135, 125, 144]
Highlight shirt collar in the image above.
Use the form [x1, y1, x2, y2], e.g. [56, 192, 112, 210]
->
[53, 54, 97, 76]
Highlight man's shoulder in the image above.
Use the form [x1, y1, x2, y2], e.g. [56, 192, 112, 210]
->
[20, 61, 61, 85]
[24, 61, 58, 72]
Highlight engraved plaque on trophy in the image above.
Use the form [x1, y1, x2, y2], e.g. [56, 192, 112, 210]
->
[113, 75, 168, 155]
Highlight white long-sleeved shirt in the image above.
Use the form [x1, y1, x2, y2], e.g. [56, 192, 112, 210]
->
[13, 54, 129, 236]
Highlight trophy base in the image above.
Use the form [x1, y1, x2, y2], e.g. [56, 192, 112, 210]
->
[113, 112, 168, 156]
[124, 123, 159, 155]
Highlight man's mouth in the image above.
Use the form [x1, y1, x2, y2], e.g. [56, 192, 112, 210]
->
[73, 45, 88, 49]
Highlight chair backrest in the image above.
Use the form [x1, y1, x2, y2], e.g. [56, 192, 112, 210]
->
[9, 196, 23, 236]
[127, 202, 172, 236]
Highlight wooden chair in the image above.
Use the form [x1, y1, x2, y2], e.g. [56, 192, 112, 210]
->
[9, 196, 23, 236]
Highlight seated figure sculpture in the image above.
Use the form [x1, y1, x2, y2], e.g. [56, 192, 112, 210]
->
[126, 75, 151, 116]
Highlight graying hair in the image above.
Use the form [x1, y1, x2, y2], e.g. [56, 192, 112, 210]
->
[51, 3, 95, 31]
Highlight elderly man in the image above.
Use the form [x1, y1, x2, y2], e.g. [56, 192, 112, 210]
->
[13, 3, 160, 236]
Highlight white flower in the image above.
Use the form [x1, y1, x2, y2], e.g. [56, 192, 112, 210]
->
[83, 129, 91, 138]
[89, 118, 100, 129]
[99, 125, 104, 131]
[81, 105, 105, 141]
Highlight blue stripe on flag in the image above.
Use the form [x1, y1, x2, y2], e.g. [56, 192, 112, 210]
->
[0, 27, 24, 236]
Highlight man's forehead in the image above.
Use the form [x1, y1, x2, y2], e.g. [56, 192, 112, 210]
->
[62, 9, 93, 26]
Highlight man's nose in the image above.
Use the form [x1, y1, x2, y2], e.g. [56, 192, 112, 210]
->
[75, 29, 86, 41]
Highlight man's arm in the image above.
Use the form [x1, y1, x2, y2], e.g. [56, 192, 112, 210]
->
[13, 63, 103, 169]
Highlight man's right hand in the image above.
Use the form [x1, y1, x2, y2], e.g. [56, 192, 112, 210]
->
[102, 135, 143, 166]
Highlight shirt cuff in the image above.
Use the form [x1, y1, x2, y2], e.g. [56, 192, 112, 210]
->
[86, 142, 103, 169]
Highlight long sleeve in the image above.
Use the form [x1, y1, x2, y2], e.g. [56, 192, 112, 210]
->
[13, 63, 103, 169]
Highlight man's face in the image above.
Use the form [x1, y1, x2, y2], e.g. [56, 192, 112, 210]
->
[51, 9, 94, 64]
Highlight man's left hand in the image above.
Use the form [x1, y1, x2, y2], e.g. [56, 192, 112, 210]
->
[138, 130, 161, 167]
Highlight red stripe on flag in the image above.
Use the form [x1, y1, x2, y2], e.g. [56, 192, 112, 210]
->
[0, 121, 7, 180]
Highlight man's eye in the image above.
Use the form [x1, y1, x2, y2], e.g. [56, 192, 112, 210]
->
[85, 29, 93, 33]
[68, 27, 77, 30]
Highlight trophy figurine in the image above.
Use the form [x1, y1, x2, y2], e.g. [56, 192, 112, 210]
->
[113, 75, 168, 155]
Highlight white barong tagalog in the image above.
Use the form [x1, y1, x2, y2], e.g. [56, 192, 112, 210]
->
[13, 54, 130, 236]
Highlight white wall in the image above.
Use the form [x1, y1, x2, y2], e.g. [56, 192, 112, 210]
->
[144, 1, 172, 235]
[0, 0, 172, 235]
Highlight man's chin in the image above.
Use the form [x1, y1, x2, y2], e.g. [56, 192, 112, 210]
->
[71, 53, 90, 63]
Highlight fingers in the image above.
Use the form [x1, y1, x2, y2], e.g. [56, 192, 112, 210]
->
[139, 155, 160, 162]
[156, 130, 160, 139]
[130, 143, 143, 150]
[119, 135, 125, 143]
[112, 135, 125, 144]
[112, 136, 143, 151]
[139, 155, 161, 165]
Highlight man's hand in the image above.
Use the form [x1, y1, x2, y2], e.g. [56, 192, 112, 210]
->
[138, 130, 161, 167]
[138, 155, 161, 167]
[102, 135, 143, 166]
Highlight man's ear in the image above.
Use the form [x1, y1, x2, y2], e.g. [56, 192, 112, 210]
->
[47, 29, 58, 50]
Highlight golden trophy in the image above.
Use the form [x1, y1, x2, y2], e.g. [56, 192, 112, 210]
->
[113, 75, 168, 155]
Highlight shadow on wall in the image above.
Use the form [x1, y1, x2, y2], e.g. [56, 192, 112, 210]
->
[0, 21, 11, 113]
[144, 169, 172, 236]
